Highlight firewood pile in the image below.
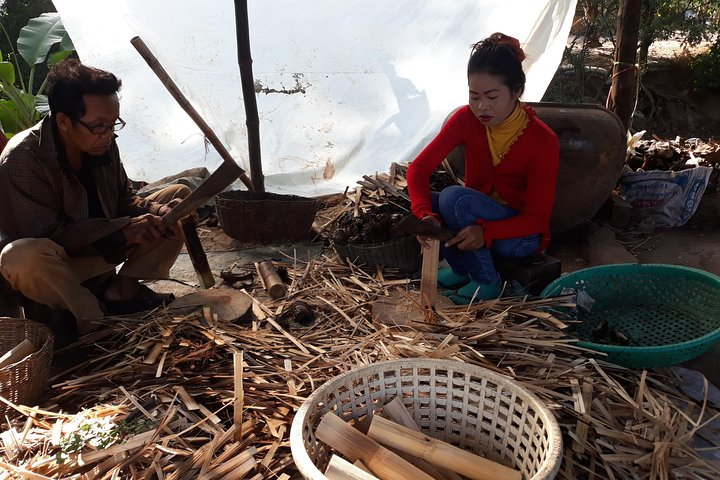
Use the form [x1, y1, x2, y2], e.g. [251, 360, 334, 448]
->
[317, 162, 457, 246]
[626, 136, 720, 191]
[0, 252, 718, 479]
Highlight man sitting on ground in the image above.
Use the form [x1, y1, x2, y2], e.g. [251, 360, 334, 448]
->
[0, 58, 189, 335]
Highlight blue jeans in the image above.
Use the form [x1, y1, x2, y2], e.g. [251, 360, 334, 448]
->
[432, 186, 540, 284]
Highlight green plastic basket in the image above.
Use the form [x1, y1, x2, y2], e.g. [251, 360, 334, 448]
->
[540, 263, 720, 369]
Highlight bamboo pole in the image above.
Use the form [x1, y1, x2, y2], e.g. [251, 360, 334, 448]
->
[383, 397, 463, 480]
[256, 261, 287, 299]
[178, 216, 215, 288]
[367, 415, 521, 480]
[315, 412, 434, 480]
[233, 0, 264, 191]
[129, 36, 251, 190]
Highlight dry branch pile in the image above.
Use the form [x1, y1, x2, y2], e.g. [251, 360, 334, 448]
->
[627, 136, 720, 192]
[1, 253, 718, 479]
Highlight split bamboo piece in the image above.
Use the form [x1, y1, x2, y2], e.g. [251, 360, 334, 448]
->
[0, 339, 34, 368]
[256, 261, 287, 299]
[367, 415, 521, 480]
[315, 412, 434, 480]
[419, 239, 440, 309]
[382, 397, 463, 480]
[325, 454, 380, 480]
[233, 351, 244, 441]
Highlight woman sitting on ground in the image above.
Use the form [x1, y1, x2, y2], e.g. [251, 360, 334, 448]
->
[406, 32, 559, 304]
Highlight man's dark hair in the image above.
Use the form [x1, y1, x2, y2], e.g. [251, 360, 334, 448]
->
[47, 58, 122, 120]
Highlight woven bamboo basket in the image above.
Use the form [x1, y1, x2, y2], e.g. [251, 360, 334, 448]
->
[216, 190, 319, 243]
[333, 236, 422, 274]
[290, 359, 562, 480]
[0, 318, 53, 416]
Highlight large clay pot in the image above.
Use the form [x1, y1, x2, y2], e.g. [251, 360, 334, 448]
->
[445, 102, 626, 235]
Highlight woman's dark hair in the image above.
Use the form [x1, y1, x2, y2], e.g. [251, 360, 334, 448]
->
[467, 33, 526, 95]
[47, 58, 122, 120]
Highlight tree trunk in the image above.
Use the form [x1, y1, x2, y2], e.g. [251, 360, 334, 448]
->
[606, 0, 642, 132]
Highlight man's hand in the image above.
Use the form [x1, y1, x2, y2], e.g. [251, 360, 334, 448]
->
[157, 197, 183, 217]
[123, 213, 166, 244]
[445, 225, 485, 250]
[416, 215, 441, 249]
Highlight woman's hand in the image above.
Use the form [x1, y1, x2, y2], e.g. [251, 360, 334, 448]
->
[416, 215, 441, 249]
[446, 225, 485, 250]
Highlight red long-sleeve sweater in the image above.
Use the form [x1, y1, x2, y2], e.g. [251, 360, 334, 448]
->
[407, 104, 559, 251]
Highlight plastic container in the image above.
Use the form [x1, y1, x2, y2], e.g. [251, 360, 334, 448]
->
[541, 263, 720, 368]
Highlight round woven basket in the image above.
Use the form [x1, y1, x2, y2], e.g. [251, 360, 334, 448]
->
[540, 263, 720, 368]
[0, 318, 54, 416]
[290, 359, 562, 480]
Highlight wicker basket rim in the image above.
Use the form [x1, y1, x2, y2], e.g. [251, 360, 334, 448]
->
[331, 235, 418, 248]
[216, 190, 318, 203]
[289, 358, 563, 480]
[0, 318, 54, 354]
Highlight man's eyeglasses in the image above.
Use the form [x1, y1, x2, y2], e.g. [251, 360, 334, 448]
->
[75, 117, 126, 134]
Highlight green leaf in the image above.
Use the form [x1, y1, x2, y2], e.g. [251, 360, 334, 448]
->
[35, 94, 48, 114]
[17, 13, 67, 66]
[0, 62, 15, 84]
[48, 49, 73, 69]
[0, 99, 24, 134]
[60, 32, 75, 52]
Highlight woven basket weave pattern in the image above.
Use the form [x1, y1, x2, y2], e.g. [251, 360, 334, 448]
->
[290, 359, 562, 480]
[541, 263, 720, 368]
[0, 318, 54, 415]
[216, 190, 319, 243]
[333, 236, 421, 273]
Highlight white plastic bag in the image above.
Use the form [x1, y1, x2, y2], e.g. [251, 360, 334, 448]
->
[619, 166, 712, 229]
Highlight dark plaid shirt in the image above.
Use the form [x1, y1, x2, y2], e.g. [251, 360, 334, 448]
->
[0, 117, 162, 258]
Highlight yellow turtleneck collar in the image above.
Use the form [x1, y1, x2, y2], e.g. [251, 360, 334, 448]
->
[486, 102, 528, 167]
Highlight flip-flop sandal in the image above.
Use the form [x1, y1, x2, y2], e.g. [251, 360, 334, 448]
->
[104, 284, 175, 316]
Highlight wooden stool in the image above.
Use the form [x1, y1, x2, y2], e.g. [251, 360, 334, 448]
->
[493, 253, 562, 296]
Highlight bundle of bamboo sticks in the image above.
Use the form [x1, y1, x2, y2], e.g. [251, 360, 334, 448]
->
[0, 251, 717, 479]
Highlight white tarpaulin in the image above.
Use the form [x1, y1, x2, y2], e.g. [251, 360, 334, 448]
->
[53, 0, 576, 195]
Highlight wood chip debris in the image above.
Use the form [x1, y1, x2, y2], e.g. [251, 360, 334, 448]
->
[0, 253, 718, 479]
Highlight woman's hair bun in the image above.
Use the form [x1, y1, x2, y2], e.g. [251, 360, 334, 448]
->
[479, 33, 525, 62]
